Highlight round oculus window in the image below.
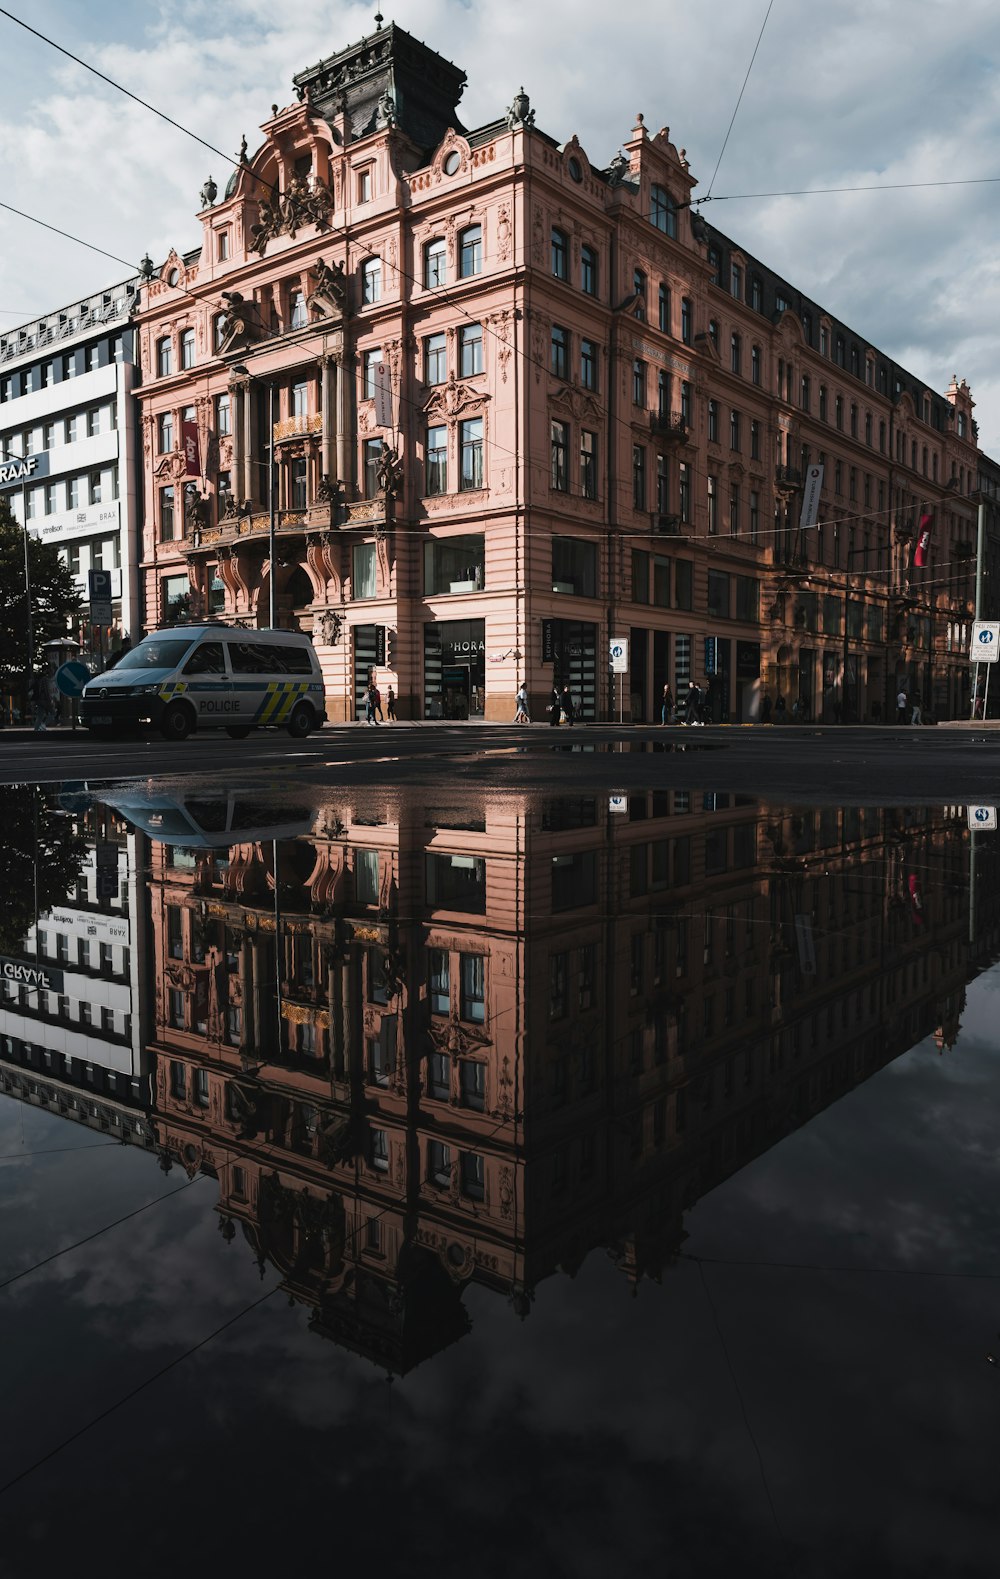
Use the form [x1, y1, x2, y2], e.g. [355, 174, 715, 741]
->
[443, 150, 461, 175]
[167, 267, 179, 286]
[568, 156, 583, 183]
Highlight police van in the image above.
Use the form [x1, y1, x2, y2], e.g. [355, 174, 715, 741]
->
[80, 625, 326, 740]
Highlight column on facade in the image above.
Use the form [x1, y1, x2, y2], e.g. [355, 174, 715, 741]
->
[230, 381, 247, 504]
[321, 355, 336, 484]
[242, 382, 256, 506]
[335, 353, 350, 488]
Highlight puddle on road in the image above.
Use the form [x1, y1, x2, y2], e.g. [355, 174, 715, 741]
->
[0, 776, 998, 1574]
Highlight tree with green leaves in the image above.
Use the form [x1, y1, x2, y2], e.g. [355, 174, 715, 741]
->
[0, 491, 83, 705]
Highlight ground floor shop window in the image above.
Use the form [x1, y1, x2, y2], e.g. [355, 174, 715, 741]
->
[424, 619, 485, 719]
[543, 619, 597, 720]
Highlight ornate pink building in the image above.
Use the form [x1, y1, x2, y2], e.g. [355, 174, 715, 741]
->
[135, 20, 983, 723]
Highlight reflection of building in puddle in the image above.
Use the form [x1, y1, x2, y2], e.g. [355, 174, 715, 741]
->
[0, 788, 986, 1369]
[0, 797, 153, 1149]
[135, 791, 976, 1371]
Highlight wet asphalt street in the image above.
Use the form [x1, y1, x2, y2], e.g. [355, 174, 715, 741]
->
[0, 720, 994, 802]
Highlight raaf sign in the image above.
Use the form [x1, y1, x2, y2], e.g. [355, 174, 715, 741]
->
[0, 453, 50, 490]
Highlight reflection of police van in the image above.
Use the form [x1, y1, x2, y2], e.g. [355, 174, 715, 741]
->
[80, 625, 326, 740]
[94, 786, 317, 847]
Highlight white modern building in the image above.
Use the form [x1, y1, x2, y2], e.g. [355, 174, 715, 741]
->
[0, 277, 142, 651]
[0, 823, 152, 1141]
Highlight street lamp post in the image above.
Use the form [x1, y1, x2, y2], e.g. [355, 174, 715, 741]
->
[233, 364, 277, 629]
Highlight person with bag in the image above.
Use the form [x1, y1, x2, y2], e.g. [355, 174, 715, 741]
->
[514, 682, 530, 723]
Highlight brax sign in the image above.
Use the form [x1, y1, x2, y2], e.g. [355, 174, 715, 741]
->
[0, 452, 50, 490]
[0, 954, 64, 993]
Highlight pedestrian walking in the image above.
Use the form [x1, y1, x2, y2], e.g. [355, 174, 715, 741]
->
[896, 686, 908, 725]
[660, 683, 674, 725]
[760, 690, 772, 725]
[373, 684, 384, 722]
[514, 682, 530, 723]
[548, 685, 561, 726]
[386, 684, 397, 721]
[364, 682, 379, 725]
[911, 691, 922, 726]
[773, 692, 787, 724]
[30, 668, 56, 732]
[685, 680, 702, 725]
[559, 684, 575, 725]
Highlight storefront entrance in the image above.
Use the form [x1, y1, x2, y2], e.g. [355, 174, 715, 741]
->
[424, 619, 485, 719]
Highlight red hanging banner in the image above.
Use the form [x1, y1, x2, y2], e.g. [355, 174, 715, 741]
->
[182, 419, 201, 479]
[913, 512, 933, 568]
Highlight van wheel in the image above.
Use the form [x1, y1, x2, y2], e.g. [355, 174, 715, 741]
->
[160, 701, 195, 741]
[286, 702, 313, 739]
[225, 725, 252, 739]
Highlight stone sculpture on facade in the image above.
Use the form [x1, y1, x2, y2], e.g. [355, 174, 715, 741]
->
[249, 174, 333, 256]
[506, 87, 535, 130]
[376, 441, 404, 497]
[216, 290, 265, 356]
[306, 258, 349, 319]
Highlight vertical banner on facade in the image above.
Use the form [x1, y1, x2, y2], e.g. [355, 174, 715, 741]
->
[182, 420, 201, 478]
[913, 512, 933, 568]
[799, 464, 824, 530]
[373, 361, 393, 430]
[704, 636, 718, 676]
[542, 619, 555, 663]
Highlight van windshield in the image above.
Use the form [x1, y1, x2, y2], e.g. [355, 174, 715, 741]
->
[113, 639, 195, 672]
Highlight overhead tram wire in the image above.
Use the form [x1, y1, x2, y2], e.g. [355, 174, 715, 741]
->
[704, 0, 775, 201]
[0, 7, 236, 171]
[0, 19, 982, 591]
[3, 5, 995, 519]
[0, 192, 976, 575]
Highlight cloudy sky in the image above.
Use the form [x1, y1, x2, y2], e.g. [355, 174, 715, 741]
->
[2, 0, 1000, 447]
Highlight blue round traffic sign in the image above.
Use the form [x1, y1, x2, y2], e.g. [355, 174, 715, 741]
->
[975, 807, 991, 822]
[55, 660, 91, 698]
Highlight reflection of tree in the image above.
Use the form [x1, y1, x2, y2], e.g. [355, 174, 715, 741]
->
[0, 788, 87, 957]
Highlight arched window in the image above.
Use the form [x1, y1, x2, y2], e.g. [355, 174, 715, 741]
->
[649, 184, 677, 238]
[424, 237, 446, 288]
[290, 290, 307, 329]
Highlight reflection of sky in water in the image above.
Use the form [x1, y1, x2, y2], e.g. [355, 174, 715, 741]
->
[0, 792, 997, 1578]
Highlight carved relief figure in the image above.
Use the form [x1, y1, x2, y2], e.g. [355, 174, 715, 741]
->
[306, 258, 349, 319]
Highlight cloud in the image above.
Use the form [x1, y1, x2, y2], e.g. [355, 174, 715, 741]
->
[3, 0, 1000, 441]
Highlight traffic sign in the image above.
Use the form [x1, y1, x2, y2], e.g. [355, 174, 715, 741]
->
[89, 568, 113, 624]
[970, 621, 1000, 662]
[967, 805, 998, 831]
[55, 660, 90, 698]
[609, 794, 628, 814]
[609, 638, 628, 674]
